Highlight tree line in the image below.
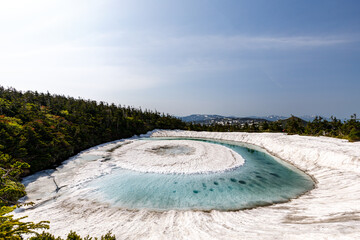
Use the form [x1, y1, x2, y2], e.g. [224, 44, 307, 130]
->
[0, 85, 359, 238]
[0, 86, 185, 239]
[187, 115, 360, 142]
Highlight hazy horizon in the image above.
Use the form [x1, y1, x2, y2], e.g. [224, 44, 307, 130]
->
[1, 0, 359, 119]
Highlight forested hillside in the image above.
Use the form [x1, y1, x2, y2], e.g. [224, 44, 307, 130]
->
[0, 86, 359, 239]
[0, 86, 185, 206]
[188, 115, 360, 141]
[1, 86, 359, 207]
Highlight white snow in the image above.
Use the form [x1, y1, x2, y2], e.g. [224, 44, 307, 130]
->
[13, 130, 360, 240]
[108, 139, 244, 174]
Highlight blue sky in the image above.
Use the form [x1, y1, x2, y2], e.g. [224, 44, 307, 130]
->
[0, 0, 359, 118]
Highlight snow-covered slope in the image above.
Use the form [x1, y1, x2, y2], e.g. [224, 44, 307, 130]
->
[13, 130, 360, 240]
[153, 131, 360, 173]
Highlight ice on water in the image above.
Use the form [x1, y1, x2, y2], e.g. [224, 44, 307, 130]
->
[13, 131, 360, 239]
[86, 139, 314, 211]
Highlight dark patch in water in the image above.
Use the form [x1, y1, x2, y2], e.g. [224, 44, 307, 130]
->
[270, 173, 281, 178]
[230, 178, 237, 182]
[256, 177, 267, 183]
[209, 188, 214, 191]
[193, 190, 199, 194]
[214, 181, 219, 185]
[251, 201, 270, 206]
[228, 186, 233, 190]
[256, 175, 264, 179]
[238, 180, 246, 184]
[273, 199, 287, 204]
[202, 183, 207, 189]
[173, 190, 176, 193]
[174, 182, 178, 184]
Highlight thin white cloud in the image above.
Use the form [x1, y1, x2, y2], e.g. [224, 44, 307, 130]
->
[248, 35, 352, 47]
[157, 34, 355, 51]
[0, 9, 357, 94]
[2, 34, 352, 62]
[0, 65, 162, 91]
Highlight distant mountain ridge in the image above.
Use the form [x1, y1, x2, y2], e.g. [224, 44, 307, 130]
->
[180, 114, 285, 123]
[179, 114, 268, 125]
[179, 114, 226, 123]
[179, 114, 334, 123]
[247, 115, 288, 121]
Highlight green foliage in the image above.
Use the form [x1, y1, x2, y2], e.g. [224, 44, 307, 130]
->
[0, 206, 49, 239]
[0, 86, 185, 238]
[0, 151, 45, 239]
[0, 153, 29, 206]
[0, 85, 185, 174]
[261, 121, 269, 131]
[29, 231, 62, 240]
[29, 231, 116, 240]
[0, 85, 358, 239]
[65, 231, 82, 240]
[284, 115, 305, 134]
[268, 121, 283, 132]
[99, 232, 116, 240]
[348, 128, 360, 142]
[188, 114, 360, 141]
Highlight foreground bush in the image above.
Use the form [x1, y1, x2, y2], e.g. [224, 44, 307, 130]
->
[0, 206, 49, 239]
[348, 128, 360, 142]
[0, 205, 115, 240]
[29, 231, 116, 240]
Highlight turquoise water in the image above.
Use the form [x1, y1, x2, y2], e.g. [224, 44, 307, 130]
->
[87, 138, 314, 211]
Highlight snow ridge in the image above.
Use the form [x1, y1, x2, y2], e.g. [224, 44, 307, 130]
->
[14, 130, 360, 240]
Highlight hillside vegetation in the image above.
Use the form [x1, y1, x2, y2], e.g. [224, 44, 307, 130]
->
[0, 86, 358, 238]
[188, 115, 360, 142]
[0, 86, 185, 204]
[0, 86, 187, 238]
